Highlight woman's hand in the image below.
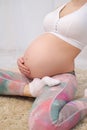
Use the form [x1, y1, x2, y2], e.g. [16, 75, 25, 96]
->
[17, 57, 31, 78]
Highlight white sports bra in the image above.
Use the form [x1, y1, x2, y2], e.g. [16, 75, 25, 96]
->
[43, 2, 87, 50]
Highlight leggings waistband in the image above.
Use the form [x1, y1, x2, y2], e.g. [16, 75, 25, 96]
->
[66, 71, 75, 76]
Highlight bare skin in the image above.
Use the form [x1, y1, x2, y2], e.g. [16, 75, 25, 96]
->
[17, 0, 86, 96]
[23, 33, 80, 78]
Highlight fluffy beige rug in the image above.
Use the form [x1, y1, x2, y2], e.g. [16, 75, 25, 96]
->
[0, 69, 87, 130]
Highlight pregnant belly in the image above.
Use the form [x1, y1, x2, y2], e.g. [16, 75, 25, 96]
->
[24, 33, 75, 78]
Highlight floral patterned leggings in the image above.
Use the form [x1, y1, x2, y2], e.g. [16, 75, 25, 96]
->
[0, 69, 87, 130]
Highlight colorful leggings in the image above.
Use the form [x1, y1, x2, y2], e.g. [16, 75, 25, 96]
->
[29, 73, 87, 130]
[0, 69, 29, 96]
[0, 69, 87, 130]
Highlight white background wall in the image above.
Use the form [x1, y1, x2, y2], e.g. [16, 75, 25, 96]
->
[0, 0, 87, 69]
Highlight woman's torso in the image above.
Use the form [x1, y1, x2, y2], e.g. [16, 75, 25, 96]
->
[23, 1, 87, 78]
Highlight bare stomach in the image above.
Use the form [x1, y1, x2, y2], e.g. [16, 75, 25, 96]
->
[23, 33, 80, 78]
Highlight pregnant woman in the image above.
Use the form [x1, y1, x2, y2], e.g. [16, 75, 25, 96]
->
[0, 0, 87, 129]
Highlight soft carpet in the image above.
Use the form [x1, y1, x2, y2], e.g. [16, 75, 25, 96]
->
[0, 69, 87, 130]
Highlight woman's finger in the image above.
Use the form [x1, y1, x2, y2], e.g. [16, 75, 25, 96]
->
[20, 68, 30, 74]
[18, 57, 24, 64]
[19, 68, 30, 77]
[17, 59, 29, 71]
